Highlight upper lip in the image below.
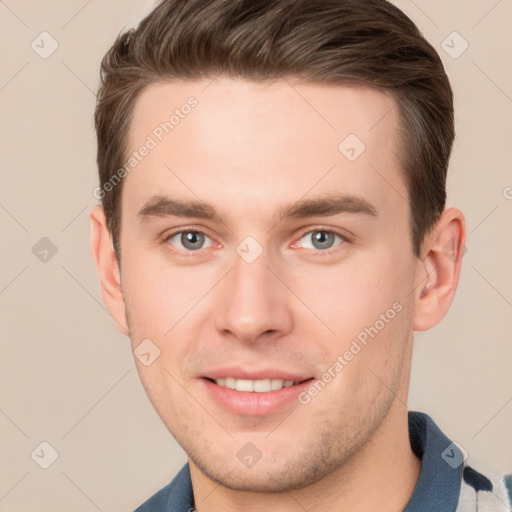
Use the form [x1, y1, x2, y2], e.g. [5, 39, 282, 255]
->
[202, 367, 313, 382]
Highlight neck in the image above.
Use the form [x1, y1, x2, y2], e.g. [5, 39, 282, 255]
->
[189, 403, 421, 512]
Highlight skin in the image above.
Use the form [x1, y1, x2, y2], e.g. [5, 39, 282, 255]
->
[90, 78, 466, 512]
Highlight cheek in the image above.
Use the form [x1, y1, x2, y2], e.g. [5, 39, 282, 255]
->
[121, 252, 216, 400]
[121, 251, 211, 340]
[293, 250, 415, 383]
[290, 253, 411, 337]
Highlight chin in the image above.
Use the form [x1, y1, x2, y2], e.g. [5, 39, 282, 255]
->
[188, 438, 347, 493]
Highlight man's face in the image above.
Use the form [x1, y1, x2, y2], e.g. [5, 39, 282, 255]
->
[119, 78, 421, 491]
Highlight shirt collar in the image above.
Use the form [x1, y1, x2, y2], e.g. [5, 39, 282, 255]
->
[404, 411, 462, 511]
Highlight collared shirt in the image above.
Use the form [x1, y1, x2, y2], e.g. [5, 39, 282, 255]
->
[134, 411, 512, 511]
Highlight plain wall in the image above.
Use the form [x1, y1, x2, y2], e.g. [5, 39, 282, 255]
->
[0, 0, 511, 510]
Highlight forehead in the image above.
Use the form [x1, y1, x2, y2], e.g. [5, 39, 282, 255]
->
[123, 78, 405, 220]
[129, 78, 398, 150]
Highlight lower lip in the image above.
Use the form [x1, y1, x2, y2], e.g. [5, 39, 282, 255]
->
[201, 378, 315, 416]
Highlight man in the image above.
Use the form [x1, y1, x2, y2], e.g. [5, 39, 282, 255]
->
[90, 0, 512, 510]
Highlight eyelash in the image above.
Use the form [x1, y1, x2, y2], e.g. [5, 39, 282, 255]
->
[163, 226, 349, 256]
[163, 228, 216, 257]
[164, 226, 350, 258]
[293, 226, 348, 254]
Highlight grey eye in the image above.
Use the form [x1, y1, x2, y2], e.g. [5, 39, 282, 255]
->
[299, 230, 343, 250]
[168, 231, 213, 251]
[182, 232, 204, 250]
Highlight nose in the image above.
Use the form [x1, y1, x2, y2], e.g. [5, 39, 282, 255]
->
[214, 250, 294, 344]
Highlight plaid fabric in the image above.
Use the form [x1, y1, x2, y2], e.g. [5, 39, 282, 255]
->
[455, 461, 512, 511]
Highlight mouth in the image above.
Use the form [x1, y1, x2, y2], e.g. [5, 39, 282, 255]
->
[200, 375, 316, 416]
[204, 377, 313, 392]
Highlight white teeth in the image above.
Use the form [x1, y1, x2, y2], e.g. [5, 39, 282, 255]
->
[271, 379, 284, 390]
[225, 377, 236, 390]
[213, 378, 300, 392]
[253, 379, 271, 392]
[235, 379, 254, 392]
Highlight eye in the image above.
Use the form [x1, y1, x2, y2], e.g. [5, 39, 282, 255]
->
[166, 230, 214, 251]
[298, 230, 345, 251]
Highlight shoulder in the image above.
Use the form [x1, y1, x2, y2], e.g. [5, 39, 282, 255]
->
[133, 482, 173, 512]
[133, 463, 193, 512]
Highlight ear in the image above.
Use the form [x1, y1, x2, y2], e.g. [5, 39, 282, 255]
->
[90, 205, 129, 336]
[413, 208, 466, 331]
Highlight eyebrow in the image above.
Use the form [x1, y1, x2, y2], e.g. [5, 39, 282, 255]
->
[137, 193, 378, 224]
[280, 194, 378, 220]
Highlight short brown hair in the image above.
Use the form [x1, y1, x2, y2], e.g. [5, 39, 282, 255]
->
[95, 0, 454, 259]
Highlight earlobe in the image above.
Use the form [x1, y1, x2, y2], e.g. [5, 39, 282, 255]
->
[90, 205, 129, 336]
[413, 208, 466, 332]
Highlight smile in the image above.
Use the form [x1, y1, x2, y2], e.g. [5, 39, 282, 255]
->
[202, 376, 316, 415]
[211, 378, 307, 392]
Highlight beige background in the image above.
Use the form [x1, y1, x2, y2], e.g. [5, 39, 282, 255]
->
[0, 0, 511, 510]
